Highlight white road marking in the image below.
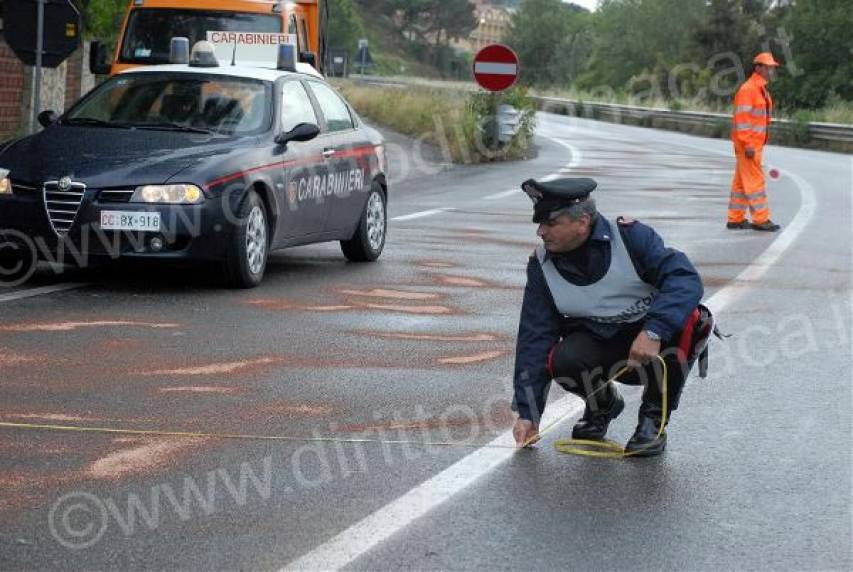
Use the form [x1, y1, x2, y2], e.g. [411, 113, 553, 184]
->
[705, 168, 816, 312]
[0, 283, 88, 303]
[279, 128, 817, 572]
[280, 397, 581, 572]
[391, 208, 455, 221]
[483, 189, 518, 200]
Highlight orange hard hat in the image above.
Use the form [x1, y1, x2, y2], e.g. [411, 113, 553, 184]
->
[753, 52, 780, 67]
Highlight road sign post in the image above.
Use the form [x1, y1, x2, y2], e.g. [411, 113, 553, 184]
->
[31, 0, 45, 135]
[4, 0, 82, 133]
[473, 44, 520, 151]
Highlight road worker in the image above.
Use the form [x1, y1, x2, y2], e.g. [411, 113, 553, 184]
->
[728, 52, 781, 232]
[511, 178, 709, 456]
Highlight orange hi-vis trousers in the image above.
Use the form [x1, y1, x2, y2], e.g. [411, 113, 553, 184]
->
[729, 144, 771, 224]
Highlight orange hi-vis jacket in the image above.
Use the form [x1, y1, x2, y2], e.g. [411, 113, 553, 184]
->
[731, 72, 773, 149]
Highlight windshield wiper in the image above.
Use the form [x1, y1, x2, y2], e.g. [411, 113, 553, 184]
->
[62, 117, 132, 129]
[130, 122, 215, 134]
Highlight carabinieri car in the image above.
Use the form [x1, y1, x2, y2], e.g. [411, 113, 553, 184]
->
[0, 42, 388, 288]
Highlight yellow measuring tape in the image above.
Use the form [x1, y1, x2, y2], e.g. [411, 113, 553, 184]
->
[1, 358, 666, 458]
[523, 355, 668, 459]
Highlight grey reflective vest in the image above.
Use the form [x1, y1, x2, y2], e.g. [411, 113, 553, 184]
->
[536, 219, 658, 324]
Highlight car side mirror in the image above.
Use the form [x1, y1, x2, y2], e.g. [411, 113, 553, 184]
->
[299, 51, 317, 68]
[275, 123, 320, 145]
[89, 41, 111, 75]
[38, 110, 59, 128]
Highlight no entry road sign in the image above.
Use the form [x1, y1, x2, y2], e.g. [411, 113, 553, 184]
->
[473, 44, 519, 92]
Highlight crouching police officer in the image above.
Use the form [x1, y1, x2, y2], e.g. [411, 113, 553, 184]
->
[511, 178, 705, 456]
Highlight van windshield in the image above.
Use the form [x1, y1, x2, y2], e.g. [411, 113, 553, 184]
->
[119, 9, 282, 64]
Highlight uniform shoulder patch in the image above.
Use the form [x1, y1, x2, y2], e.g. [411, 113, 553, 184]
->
[617, 216, 637, 226]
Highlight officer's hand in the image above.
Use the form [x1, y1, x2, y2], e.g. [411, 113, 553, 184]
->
[745, 146, 756, 159]
[513, 419, 540, 448]
[628, 331, 662, 368]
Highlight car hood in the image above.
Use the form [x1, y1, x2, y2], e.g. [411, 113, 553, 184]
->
[0, 125, 252, 188]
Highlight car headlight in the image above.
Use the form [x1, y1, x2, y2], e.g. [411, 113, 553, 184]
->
[0, 168, 10, 195]
[130, 184, 203, 204]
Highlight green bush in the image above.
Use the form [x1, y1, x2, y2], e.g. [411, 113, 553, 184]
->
[336, 81, 536, 163]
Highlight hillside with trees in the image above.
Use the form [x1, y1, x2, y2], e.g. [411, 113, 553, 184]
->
[69, 0, 853, 119]
[506, 0, 852, 116]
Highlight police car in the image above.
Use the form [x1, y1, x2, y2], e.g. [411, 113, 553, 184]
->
[0, 40, 388, 288]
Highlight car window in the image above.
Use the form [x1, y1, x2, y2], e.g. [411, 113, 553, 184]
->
[67, 73, 272, 135]
[308, 82, 354, 132]
[280, 81, 318, 133]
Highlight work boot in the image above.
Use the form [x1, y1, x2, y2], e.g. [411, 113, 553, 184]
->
[624, 406, 667, 457]
[726, 221, 751, 230]
[751, 220, 781, 232]
[571, 386, 624, 441]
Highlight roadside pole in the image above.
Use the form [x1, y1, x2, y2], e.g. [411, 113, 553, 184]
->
[28, 0, 45, 134]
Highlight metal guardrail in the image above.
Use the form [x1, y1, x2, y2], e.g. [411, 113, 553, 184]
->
[338, 77, 853, 152]
[531, 96, 853, 152]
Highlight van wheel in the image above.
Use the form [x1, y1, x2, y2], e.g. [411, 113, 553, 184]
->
[341, 184, 386, 262]
[223, 190, 268, 288]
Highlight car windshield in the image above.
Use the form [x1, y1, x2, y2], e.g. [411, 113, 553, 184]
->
[119, 9, 281, 65]
[66, 73, 273, 136]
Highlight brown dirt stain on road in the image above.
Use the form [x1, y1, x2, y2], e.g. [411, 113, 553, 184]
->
[0, 320, 179, 332]
[437, 350, 508, 365]
[87, 437, 206, 480]
[136, 357, 282, 376]
[356, 331, 503, 342]
[337, 288, 441, 300]
[158, 386, 239, 395]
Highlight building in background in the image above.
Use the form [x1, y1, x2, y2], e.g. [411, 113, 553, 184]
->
[451, 0, 513, 54]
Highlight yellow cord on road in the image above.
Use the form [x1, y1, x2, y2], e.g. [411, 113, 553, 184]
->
[1, 358, 666, 458]
[551, 356, 668, 458]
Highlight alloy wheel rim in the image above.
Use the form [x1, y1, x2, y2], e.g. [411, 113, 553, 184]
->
[365, 192, 385, 251]
[245, 205, 267, 275]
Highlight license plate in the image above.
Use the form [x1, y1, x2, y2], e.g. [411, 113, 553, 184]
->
[100, 211, 161, 231]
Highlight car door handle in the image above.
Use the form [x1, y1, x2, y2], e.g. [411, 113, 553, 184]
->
[322, 148, 336, 159]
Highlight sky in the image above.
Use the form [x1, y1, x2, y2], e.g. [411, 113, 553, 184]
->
[565, 0, 599, 11]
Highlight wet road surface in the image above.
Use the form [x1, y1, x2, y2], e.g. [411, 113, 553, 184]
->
[0, 113, 850, 570]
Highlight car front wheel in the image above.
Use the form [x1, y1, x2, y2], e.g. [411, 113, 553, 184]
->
[341, 183, 386, 262]
[223, 190, 269, 288]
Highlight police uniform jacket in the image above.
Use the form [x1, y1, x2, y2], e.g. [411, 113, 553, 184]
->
[512, 215, 704, 422]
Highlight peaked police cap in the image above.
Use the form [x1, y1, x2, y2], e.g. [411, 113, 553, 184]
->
[522, 177, 597, 223]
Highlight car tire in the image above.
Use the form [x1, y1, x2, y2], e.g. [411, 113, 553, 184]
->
[341, 183, 386, 262]
[223, 190, 269, 288]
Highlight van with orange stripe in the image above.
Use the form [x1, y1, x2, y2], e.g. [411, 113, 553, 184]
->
[91, 0, 323, 75]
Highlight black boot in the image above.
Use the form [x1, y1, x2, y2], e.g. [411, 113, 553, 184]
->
[571, 385, 624, 440]
[625, 357, 687, 457]
[624, 404, 667, 457]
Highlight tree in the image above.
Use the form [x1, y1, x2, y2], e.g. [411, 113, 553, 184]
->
[76, 0, 126, 44]
[326, 0, 365, 58]
[507, 0, 590, 87]
[578, 0, 705, 92]
[772, 0, 853, 109]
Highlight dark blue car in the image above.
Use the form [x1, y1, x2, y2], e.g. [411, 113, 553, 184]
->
[0, 61, 388, 288]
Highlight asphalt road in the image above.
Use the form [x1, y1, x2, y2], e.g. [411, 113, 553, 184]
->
[0, 113, 850, 571]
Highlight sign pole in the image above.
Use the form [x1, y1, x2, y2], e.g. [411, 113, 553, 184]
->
[29, 0, 46, 134]
[493, 92, 500, 152]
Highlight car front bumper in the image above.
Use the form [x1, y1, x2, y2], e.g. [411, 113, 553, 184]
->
[0, 190, 234, 265]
